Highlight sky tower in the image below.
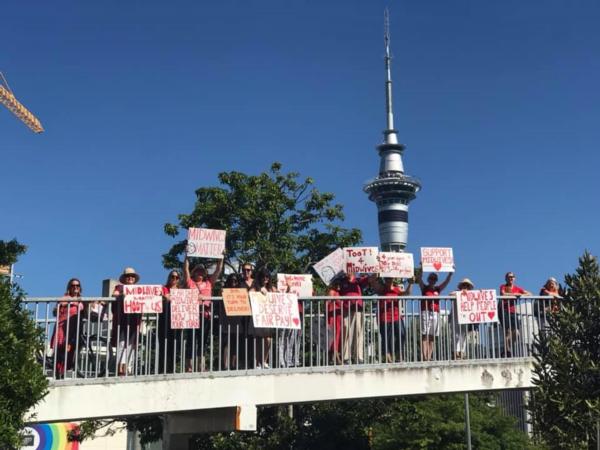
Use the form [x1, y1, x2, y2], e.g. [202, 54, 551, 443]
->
[364, 10, 421, 252]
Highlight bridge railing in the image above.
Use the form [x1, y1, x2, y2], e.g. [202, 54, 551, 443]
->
[22, 296, 554, 381]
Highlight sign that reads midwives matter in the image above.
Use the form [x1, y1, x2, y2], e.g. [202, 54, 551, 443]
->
[249, 292, 301, 330]
[420, 247, 454, 272]
[313, 248, 345, 285]
[456, 289, 499, 325]
[344, 247, 380, 274]
[378, 252, 414, 278]
[187, 227, 226, 259]
[123, 285, 163, 314]
[170, 289, 200, 329]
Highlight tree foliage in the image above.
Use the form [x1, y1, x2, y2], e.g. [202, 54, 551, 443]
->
[163, 162, 362, 275]
[531, 251, 600, 449]
[0, 240, 48, 450]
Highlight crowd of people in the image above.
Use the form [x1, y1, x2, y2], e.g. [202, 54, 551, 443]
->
[48, 256, 564, 377]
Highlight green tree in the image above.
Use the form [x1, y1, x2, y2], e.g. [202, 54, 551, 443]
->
[163, 162, 362, 276]
[531, 251, 600, 449]
[0, 240, 48, 449]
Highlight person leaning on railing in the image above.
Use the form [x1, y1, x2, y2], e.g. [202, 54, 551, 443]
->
[50, 278, 84, 378]
[112, 267, 142, 376]
[158, 270, 182, 374]
[498, 272, 532, 357]
[535, 277, 563, 332]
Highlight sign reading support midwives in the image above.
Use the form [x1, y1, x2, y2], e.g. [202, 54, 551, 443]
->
[378, 252, 414, 278]
[420, 247, 455, 272]
[344, 247, 379, 274]
[187, 227, 226, 259]
[457, 289, 499, 324]
[222, 288, 252, 316]
[277, 274, 313, 298]
[249, 292, 301, 329]
[123, 285, 163, 313]
[313, 248, 345, 285]
[170, 289, 200, 329]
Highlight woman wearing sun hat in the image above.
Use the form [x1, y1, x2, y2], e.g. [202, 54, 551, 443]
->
[452, 278, 477, 360]
[111, 267, 142, 376]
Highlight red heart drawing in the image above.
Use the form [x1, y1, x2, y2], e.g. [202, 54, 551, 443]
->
[488, 312, 495, 320]
[433, 262, 442, 271]
[292, 318, 300, 326]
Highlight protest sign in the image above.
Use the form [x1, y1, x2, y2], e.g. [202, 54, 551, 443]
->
[344, 247, 380, 274]
[222, 288, 252, 316]
[170, 289, 200, 329]
[187, 227, 226, 259]
[420, 247, 454, 272]
[313, 248, 345, 285]
[378, 252, 414, 278]
[249, 292, 301, 330]
[123, 284, 163, 314]
[277, 274, 313, 298]
[456, 289, 499, 325]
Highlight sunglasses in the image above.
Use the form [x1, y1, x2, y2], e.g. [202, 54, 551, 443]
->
[170, 275, 180, 279]
[243, 268, 253, 272]
[69, 284, 81, 288]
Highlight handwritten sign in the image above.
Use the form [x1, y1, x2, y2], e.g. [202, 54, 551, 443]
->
[344, 247, 380, 274]
[222, 288, 252, 316]
[170, 289, 200, 329]
[456, 289, 498, 324]
[378, 252, 414, 278]
[277, 274, 313, 298]
[187, 227, 226, 259]
[123, 285, 163, 314]
[421, 247, 454, 272]
[249, 292, 301, 330]
[313, 248, 345, 285]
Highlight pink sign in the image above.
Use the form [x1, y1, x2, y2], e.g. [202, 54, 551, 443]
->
[187, 227, 226, 259]
[313, 248, 345, 285]
[378, 252, 414, 278]
[277, 274, 313, 298]
[420, 247, 454, 272]
[344, 247, 379, 274]
[456, 289, 498, 324]
[170, 289, 200, 329]
[249, 292, 301, 330]
[123, 285, 163, 314]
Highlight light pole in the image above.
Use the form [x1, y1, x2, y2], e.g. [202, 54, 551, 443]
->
[464, 393, 472, 450]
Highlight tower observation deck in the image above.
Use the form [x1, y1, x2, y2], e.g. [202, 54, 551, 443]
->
[364, 10, 421, 252]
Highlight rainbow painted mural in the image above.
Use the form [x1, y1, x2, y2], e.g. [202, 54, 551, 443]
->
[21, 423, 79, 450]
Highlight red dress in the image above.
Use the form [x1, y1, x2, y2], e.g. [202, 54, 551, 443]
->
[326, 289, 343, 352]
[50, 297, 82, 376]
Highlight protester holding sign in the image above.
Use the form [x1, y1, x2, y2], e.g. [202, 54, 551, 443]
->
[451, 278, 477, 360]
[112, 267, 142, 376]
[371, 276, 412, 363]
[158, 270, 181, 374]
[249, 268, 276, 368]
[219, 273, 246, 370]
[339, 273, 369, 364]
[416, 267, 453, 361]
[50, 278, 84, 378]
[499, 272, 532, 357]
[326, 278, 344, 365]
[183, 253, 224, 372]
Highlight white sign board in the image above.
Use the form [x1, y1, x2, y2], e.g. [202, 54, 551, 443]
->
[313, 248, 345, 285]
[187, 227, 226, 259]
[170, 289, 200, 329]
[277, 274, 313, 298]
[123, 285, 163, 314]
[456, 289, 499, 324]
[378, 252, 414, 278]
[344, 247, 380, 274]
[420, 247, 454, 272]
[249, 292, 301, 330]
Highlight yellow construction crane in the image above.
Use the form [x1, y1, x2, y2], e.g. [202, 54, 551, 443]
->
[0, 72, 44, 133]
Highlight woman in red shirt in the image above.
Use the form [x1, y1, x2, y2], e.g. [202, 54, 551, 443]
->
[326, 279, 343, 365]
[417, 270, 453, 362]
[499, 272, 531, 357]
[51, 278, 83, 378]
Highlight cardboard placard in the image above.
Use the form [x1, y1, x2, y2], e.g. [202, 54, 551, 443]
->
[344, 247, 380, 274]
[222, 288, 252, 316]
[456, 289, 499, 324]
[187, 227, 226, 259]
[277, 274, 313, 298]
[378, 252, 414, 278]
[123, 285, 163, 314]
[249, 292, 301, 330]
[170, 289, 200, 329]
[313, 248, 345, 285]
[420, 247, 454, 272]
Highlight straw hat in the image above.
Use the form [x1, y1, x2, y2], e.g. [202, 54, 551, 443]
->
[119, 267, 140, 284]
[457, 278, 474, 289]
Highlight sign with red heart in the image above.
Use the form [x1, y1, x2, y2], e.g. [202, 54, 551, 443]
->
[249, 292, 301, 330]
[421, 247, 454, 273]
[456, 289, 499, 325]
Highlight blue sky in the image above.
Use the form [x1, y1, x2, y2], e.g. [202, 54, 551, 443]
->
[2, 0, 599, 296]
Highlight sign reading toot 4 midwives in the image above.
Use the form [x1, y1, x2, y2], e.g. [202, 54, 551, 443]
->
[344, 247, 379, 274]
[187, 227, 226, 259]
